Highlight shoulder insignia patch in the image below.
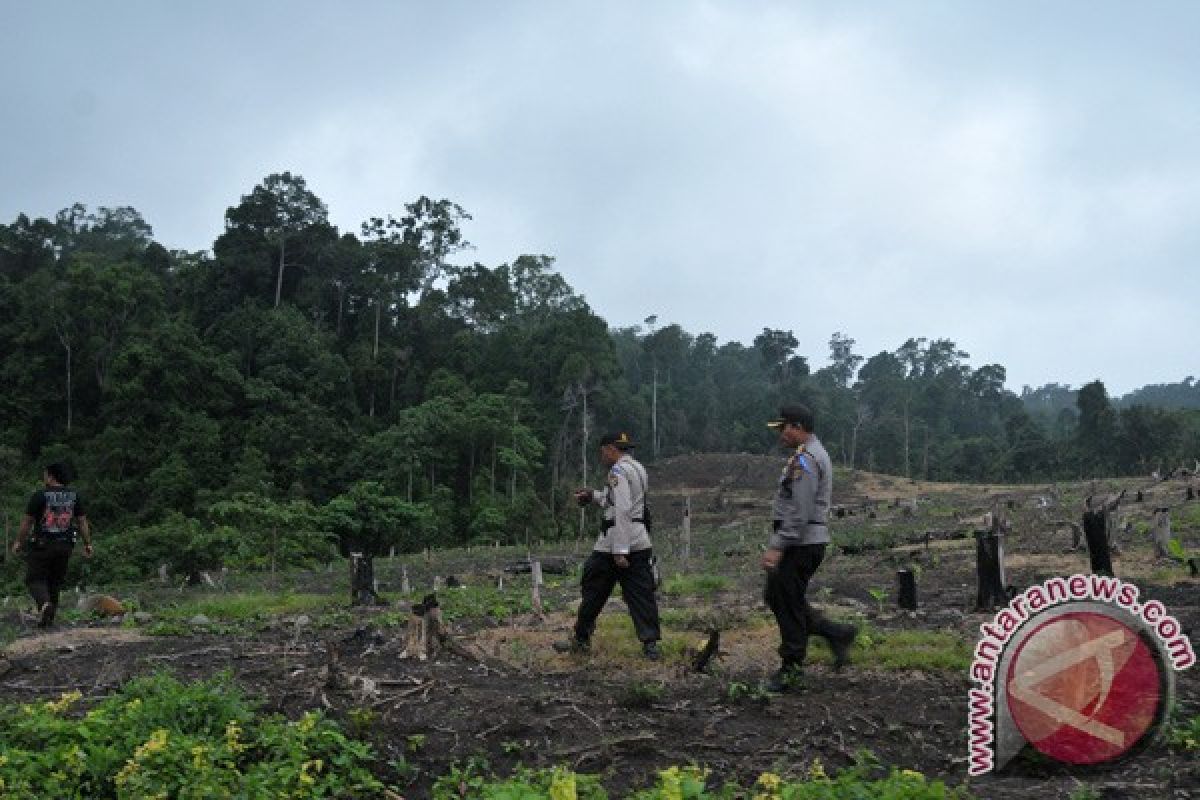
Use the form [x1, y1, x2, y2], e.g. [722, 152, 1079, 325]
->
[608, 472, 620, 488]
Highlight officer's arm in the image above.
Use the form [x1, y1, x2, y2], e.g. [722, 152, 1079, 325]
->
[609, 471, 635, 555]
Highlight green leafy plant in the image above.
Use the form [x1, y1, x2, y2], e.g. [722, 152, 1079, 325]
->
[725, 681, 770, 704]
[867, 586, 887, 614]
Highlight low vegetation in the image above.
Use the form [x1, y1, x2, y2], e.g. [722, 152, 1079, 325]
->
[0, 672, 388, 799]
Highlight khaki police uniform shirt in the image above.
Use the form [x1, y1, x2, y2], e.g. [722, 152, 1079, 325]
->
[769, 434, 832, 548]
[589, 454, 652, 555]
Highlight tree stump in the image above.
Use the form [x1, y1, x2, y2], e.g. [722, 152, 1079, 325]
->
[682, 495, 692, 562]
[1151, 508, 1173, 559]
[531, 560, 545, 620]
[896, 569, 918, 610]
[350, 552, 382, 606]
[974, 528, 1007, 611]
[1081, 511, 1114, 577]
[1069, 522, 1083, 551]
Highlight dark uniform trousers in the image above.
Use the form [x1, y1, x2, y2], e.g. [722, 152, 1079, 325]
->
[575, 549, 661, 644]
[765, 543, 841, 667]
[25, 541, 73, 610]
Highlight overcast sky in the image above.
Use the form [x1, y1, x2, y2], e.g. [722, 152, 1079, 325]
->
[3, 1, 1197, 394]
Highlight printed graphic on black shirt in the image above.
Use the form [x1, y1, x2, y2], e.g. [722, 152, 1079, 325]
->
[27, 489, 84, 543]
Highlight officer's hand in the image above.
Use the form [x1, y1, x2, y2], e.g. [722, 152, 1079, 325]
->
[83, 544, 94, 559]
[761, 548, 783, 571]
[10, 541, 20, 555]
[613, 554, 630, 569]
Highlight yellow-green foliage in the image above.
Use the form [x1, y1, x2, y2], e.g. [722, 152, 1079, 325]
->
[0, 672, 385, 799]
[429, 756, 974, 799]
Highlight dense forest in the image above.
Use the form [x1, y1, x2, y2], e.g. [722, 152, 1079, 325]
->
[2, 172, 1198, 580]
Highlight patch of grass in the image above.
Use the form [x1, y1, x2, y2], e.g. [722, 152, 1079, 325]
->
[663, 573, 730, 597]
[813, 626, 971, 671]
[1173, 503, 1200, 532]
[593, 615, 690, 663]
[621, 680, 665, 708]
[436, 583, 541, 622]
[146, 620, 192, 637]
[154, 591, 340, 624]
[1169, 713, 1199, 751]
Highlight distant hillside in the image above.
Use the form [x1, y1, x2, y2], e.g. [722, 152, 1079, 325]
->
[1120, 378, 1200, 410]
[1023, 378, 1200, 418]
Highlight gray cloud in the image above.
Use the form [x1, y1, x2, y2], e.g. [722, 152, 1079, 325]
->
[2, 1, 1197, 394]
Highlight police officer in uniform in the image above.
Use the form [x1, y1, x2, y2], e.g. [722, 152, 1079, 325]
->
[11, 463, 93, 629]
[555, 432, 662, 660]
[762, 406, 856, 691]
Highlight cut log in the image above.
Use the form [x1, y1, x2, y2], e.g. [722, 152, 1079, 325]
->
[504, 557, 571, 575]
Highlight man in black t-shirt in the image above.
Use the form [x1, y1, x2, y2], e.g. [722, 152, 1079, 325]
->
[11, 463, 93, 629]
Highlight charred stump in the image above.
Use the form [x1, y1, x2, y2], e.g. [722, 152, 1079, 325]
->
[974, 530, 1007, 611]
[1081, 511, 1114, 575]
[897, 569, 918, 610]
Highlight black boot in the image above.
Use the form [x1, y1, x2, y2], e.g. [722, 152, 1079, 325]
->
[642, 641, 661, 661]
[37, 602, 56, 630]
[829, 623, 858, 671]
[765, 664, 804, 693]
